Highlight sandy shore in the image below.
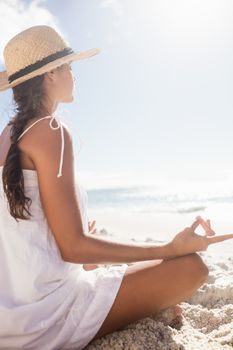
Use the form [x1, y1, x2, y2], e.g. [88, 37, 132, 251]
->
[85, 251, 233, 350]
[84, 213, 233, 349]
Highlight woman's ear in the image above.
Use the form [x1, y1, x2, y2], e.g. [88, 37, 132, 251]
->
[44, 68, 57, 84]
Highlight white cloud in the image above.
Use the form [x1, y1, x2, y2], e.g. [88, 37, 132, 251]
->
[99, 0, 124, 18]
[0, 0, 61, 65]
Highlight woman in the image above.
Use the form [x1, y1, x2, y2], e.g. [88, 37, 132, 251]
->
[0, 25, 233, 350]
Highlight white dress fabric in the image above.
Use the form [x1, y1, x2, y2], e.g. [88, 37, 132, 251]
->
[0, 114, 128, 350]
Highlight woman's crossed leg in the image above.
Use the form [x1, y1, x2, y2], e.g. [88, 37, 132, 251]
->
[89, 253, 208, 343]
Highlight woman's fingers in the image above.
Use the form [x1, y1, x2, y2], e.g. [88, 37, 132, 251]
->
[196, 216, 216, 236]
[88, 220, 97, 234]
[190, 219, 200, 232]
[206, 219, 215, 236]
[207, 233, 233, 245]
[88, 220, 96, 229]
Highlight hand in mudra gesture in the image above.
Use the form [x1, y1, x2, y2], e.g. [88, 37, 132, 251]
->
[83, 219, 99, 271]
[169, 216, 233, 258]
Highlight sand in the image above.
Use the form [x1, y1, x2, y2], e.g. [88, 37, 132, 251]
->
[85, 251, 233, 350]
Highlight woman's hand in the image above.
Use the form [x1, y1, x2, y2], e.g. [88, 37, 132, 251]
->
[167, 218, 233, 258]
[83, 219, 99, 271]
[88, 219, 97, 234]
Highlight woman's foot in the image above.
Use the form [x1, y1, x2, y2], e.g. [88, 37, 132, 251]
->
[153, 304, 183, 328]
[169, 304, 183, 327]
[83, 264, 99, 271]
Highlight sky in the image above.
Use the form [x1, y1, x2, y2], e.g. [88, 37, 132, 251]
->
[0, 0, 233, 187]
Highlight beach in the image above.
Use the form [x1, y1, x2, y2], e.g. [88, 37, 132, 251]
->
[80, 169, 233, 349]
[88, 207, 233, 257]
[84, 211, 233, 349]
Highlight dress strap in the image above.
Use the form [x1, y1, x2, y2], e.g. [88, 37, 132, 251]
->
[17, 114, 64, 178]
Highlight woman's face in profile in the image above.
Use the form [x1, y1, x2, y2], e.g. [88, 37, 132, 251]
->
[45, 61, 76, 104]
[56, 62, 76, 103]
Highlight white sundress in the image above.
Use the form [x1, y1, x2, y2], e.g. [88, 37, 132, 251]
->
[0, 114, 128, 350]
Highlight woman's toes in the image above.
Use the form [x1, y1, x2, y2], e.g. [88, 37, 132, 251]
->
[83, 264, 99, 271]
[173, 304, 183, 319]
[153, 304, 184, 328]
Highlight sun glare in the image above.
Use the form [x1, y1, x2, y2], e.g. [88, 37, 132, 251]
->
[131, 0, 230, 49]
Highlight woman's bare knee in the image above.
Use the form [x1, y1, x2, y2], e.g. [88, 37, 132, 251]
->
[170, 253, 208, 299]
[185, 253, 209, 284]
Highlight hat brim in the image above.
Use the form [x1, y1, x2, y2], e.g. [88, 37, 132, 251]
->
[0, 47, 101, 92]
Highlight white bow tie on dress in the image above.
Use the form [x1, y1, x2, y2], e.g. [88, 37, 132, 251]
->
[49, 114, 64, 178]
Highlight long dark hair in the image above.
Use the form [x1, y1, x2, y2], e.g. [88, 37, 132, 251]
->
[2, 74, 50, 222]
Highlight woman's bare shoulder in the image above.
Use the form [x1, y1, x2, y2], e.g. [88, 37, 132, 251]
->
[19, 118, 72, 154]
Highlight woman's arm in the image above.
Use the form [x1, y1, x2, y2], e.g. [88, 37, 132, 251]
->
[29, 120, 170, 264]
[29, 121, 233, 265]
[69, 219, 233, 264]
[67, 234, 170, 264]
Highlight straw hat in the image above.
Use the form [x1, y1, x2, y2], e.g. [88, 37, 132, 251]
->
[0, 25, 101, 91]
